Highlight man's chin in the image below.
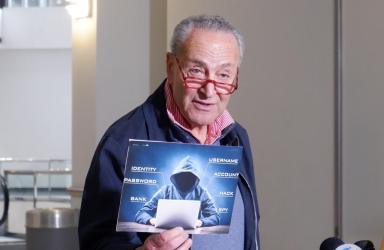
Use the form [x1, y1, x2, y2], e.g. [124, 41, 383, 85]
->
[187, 117, 216, 128]
[184, 110, 219, 128]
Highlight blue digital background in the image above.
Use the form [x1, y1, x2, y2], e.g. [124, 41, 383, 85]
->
[117, 140, 242, 226]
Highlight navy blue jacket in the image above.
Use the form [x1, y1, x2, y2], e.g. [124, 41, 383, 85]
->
[78, 82, 260, 250]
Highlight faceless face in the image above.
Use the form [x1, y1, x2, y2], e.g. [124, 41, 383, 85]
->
[172, 172, 197, 193]
[167, 29, 240, 129]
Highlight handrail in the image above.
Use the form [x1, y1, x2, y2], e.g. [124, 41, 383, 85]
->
[0, 158, 72, 207]
[4, 169, 72, 208]
[4, 169, 71, 175]
[0, 158, 69, 163]
[0, 158, 71, 171]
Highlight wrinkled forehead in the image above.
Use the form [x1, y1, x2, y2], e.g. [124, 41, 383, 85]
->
[178, 29, 241, 65]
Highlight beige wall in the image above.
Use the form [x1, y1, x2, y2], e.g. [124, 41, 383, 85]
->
[72, 0, 98, 189]
[167, 0, 335, 249]
[95, 0, 150, 140]
[72, 0, 152, 189]
[342, 0, 384, 246]
[149, 0, 167, 91]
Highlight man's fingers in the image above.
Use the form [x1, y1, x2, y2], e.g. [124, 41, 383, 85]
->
[149, 218, 156, 226]
[176, 238, 192, 250]
[146, 227, 188, 249]
[161, 228, 189, 249]
[158, 227, 186, 243]
[143, 234, 161, 249]
[146, 234, 164, 248]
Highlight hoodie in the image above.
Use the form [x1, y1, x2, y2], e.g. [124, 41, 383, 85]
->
[135, 156, 219, 227]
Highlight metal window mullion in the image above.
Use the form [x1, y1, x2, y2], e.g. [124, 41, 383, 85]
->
[335, 0, 343, 239]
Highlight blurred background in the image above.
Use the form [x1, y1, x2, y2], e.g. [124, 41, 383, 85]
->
[0, 0, 383, 249]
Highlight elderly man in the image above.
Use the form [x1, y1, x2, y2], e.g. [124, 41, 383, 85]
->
[79, 15, 260, 250]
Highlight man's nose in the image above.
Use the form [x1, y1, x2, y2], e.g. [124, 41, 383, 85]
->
[200, 80, 216, 97]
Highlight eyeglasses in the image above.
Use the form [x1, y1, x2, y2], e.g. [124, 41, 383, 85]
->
[174, 56, 239, 95]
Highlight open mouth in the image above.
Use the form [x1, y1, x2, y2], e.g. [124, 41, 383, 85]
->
[193, 100, 214, 111]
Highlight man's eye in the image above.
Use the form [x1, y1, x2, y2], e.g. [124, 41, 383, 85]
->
[188, 68, 204, 76]
[218, 73, 231, 79]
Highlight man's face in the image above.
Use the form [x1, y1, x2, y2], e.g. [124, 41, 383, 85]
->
[167, 29, 240, 128]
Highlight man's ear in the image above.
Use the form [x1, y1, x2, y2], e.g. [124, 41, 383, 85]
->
[166, 52, 174, 85]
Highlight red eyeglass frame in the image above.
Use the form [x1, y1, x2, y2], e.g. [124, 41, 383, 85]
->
[174, 56, 239, 95]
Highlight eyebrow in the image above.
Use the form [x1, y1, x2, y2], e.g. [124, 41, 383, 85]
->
[187, 59, 235, 69]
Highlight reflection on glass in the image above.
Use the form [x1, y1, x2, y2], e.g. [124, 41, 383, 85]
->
[6, 0, 66, 7]
[27, 0, 40, 7]
[49, 0, 65, 6]
[7, 0, 23, 7]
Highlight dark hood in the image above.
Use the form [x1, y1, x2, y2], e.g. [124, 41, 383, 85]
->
[170, 156, 200, 195]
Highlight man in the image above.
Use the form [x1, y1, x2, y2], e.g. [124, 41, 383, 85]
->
[135, 156, 219, 228]
[79, 14, 260, 250]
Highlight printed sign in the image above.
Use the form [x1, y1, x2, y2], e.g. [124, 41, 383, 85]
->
[116, 139, 242, 234]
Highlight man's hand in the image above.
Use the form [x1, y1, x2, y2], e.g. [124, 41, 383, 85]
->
[149, 218, 156, 226]
[195, 220, 203, 228]
[136, 227, 192, 250]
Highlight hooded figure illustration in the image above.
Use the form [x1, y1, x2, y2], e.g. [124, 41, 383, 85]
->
[135, 156, 219, 227]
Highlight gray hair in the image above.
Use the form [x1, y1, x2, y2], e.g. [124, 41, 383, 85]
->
[170, 15, 245, 63]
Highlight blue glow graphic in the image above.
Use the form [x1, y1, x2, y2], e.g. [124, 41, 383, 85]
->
[116, 140, 243, 234]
